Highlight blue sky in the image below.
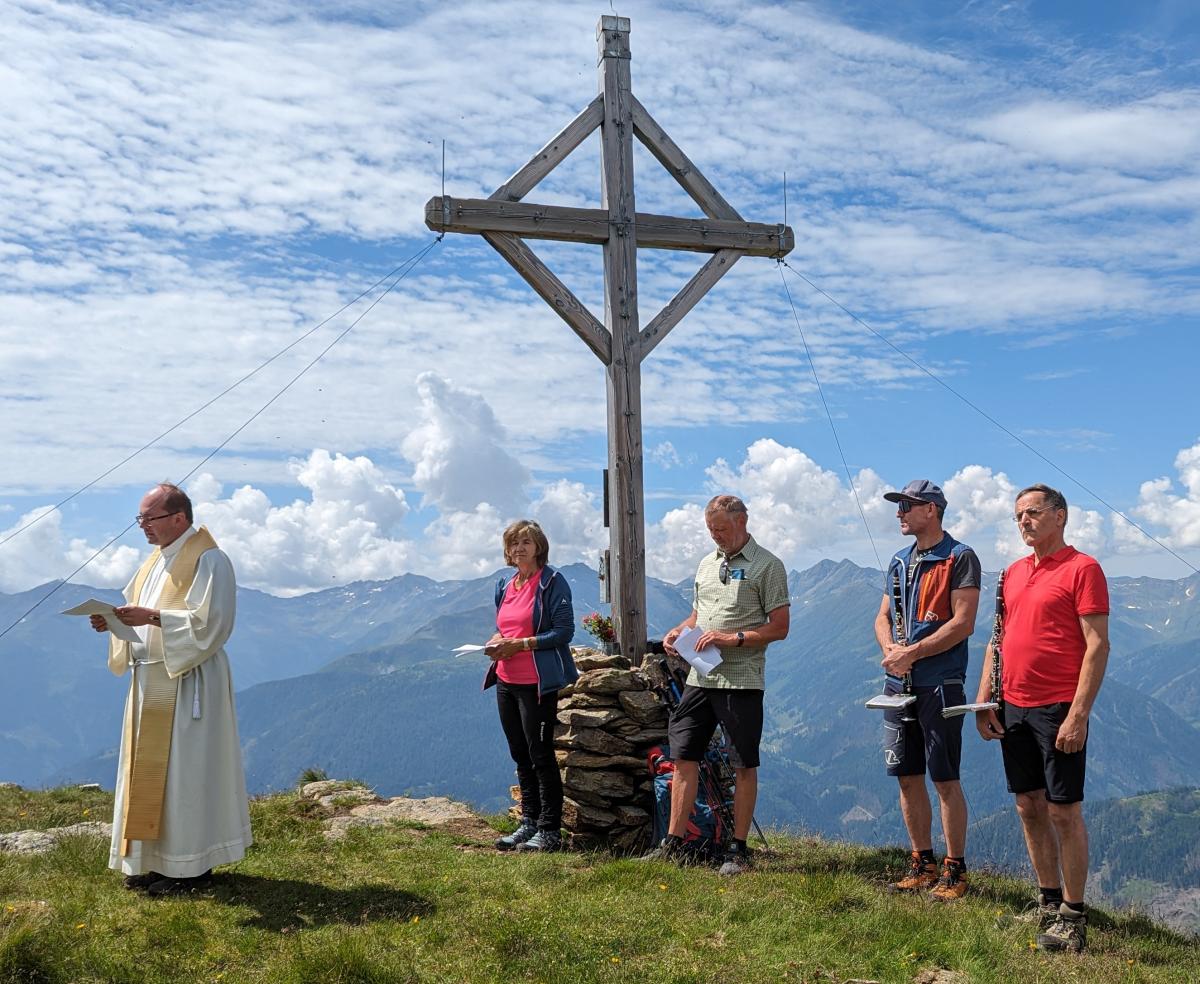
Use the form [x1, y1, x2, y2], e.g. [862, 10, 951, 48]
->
[1, 0, 1198, 596]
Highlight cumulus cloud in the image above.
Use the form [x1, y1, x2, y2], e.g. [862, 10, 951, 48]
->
[1133, 439, 1200, 549]
[401, 372, 529, 514]
[0, 507, 141, 592]
[531, 479, 606, 569]
[190, 449, 411, 594]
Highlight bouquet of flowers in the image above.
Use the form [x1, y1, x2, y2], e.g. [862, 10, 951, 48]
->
[582, 611, 615, 646]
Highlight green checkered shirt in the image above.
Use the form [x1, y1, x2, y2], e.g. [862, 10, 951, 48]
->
[688, 534, 790, 690]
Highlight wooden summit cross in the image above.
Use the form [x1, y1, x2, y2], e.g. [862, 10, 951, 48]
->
[425, 15, 794, 663]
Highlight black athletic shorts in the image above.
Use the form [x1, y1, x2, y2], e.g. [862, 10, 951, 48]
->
[881, 678, 965, 782]
[667, 684, 763, 769]
[1000, 701, 1086, 804]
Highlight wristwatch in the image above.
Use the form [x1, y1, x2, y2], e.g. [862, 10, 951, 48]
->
[736, 631, 745, 647]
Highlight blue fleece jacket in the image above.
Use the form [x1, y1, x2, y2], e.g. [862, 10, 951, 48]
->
[484, 564, 579, 698]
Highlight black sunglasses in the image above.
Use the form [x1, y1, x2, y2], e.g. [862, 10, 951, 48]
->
[719, 558, 730, 584]
[896, 499, 931, 514]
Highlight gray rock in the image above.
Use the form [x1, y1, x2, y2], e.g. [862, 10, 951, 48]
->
[557, 707, 624, 729]
[557, 692, 620, 710]
[574, 652, 631, 672]
[562, 767, 635, 800]
[575, 668, 644, 694]
[618, 690, 668, 724]
[562, 797, 618, 828]
[555, 726, 635, 756]
[0, 821, 113, 855]
[556, 750, 647, 770]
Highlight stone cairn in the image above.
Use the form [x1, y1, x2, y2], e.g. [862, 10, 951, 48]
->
[508, 647, 672, 853]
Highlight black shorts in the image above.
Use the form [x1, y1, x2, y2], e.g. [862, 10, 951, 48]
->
[667, 685, 763, 769]
[881, 678, 965, 782]
[1000, 702, 1086, 804]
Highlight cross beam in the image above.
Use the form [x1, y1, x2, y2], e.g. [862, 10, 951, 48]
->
[425, 15, 793, 664]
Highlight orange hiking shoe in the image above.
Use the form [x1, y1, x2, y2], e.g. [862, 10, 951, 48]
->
[928, 859, 969, 902]
[887, 852, 939, 893]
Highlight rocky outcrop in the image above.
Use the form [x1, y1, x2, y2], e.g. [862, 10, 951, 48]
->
[0, 822, 112, 855]
[299, 780, 494, 843]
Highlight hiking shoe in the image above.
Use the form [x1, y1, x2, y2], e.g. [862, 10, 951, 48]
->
[1037, 904, 1087, 953]
[1014, 891, 1062, 928]
[495, 821, 537, 852]
[928, 860, 968, 902]
[718, 842, 753, 877]
[515, 829, 561, 852]
[123, 871, 162, 890]
[639, 835, 686, 863]
[887, 852, 939, 893]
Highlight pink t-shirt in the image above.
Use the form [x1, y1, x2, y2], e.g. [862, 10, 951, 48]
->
[495, 570, 540, 685]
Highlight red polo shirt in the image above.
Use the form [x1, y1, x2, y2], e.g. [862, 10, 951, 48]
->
[1001, 546, 1109, 707]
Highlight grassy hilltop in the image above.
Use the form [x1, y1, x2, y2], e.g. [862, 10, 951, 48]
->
[1, 785, 1197, 984]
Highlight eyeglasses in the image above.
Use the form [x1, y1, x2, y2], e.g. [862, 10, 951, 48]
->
[1013, 506, 1056, 523]
[896, 500, 932, 514]
[719, 558, 730, 584]
[135, 510, 180, 526]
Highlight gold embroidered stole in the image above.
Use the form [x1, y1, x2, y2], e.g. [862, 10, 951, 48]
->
[118, 527, 219, 854]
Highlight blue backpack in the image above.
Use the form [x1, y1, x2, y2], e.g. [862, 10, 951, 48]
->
[647, 742, 733, 860]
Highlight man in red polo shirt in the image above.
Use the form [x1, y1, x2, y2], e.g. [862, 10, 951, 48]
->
[975, 483, 1110, 954]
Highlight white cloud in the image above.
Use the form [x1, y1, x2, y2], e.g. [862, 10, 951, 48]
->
[401, 372, 529, 514]
[0, 506, 141, 592]
[1133, 439, 1200, 548]
[530, 479, 606, 569]
[190, 450, 412, 594]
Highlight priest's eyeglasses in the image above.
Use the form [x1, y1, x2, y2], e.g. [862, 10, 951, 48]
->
[135, 510, 180, 526]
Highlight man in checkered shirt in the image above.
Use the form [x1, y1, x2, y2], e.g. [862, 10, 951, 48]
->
[658, 495, 791, 875]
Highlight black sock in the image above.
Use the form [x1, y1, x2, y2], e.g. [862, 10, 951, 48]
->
[1062, 900, 1087, 916]
[664, 833, 683, 847]
[1040, 886, 1064, 906]
[732, 838, 748, 853]
[946, 856, 966, 872]
[917, 849, 936, 865]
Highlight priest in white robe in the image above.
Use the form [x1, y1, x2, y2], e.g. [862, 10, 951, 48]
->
[92, 482, 252, 895]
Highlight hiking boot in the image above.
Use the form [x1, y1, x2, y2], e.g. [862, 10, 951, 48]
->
[515, 829, 561, 853]
[928, 860, 968, 902]
[495, 821, 537, 852]
[887, 852, 939, 893]
[1037, 904, 1087, 953]
[718, 842, 753, 877]
[1014, 891, 1061, 928]
[639, 835, 686, 863]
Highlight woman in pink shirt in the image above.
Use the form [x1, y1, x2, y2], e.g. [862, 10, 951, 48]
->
[485, 520, 577, 853]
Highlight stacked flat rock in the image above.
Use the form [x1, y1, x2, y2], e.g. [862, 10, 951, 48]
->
[550, 648, 669, 852]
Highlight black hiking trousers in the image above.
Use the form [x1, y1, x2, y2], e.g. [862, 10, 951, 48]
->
[496, 680, 562, 831]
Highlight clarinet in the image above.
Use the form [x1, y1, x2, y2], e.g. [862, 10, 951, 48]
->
[990, 569, 1006, 713]
[891, 570, 916, 722]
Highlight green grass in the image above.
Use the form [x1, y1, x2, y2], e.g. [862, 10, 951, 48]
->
[2, 786, 1197, 983]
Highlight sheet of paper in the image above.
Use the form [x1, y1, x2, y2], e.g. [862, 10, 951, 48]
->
[865, 692, 918, 711]
[61, 599, 140, 644]
[451, 643, 487, 657]
[673, 625, 722, 677]
[941, 701, 999, 719]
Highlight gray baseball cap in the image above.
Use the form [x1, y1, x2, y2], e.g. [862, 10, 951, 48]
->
[883, 479, 947, 509]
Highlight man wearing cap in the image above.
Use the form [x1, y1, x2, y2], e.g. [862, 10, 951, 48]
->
[874, 479, 980, 900]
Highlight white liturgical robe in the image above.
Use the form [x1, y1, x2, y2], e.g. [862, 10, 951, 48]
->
[107, 526, 252, 878]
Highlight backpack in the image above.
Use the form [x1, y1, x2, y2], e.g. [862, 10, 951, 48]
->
[647, 742, 734, 861]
